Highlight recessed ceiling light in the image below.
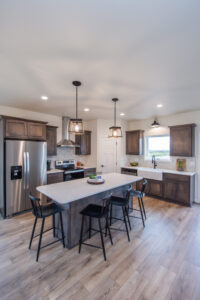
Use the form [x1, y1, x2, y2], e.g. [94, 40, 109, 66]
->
[41, 95, 48, 101]
[84, 108, 90, 112]
[120, 113, 125, 116]
[157, 104, 163, 108]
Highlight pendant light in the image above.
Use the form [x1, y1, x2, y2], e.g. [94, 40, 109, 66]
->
[108, 98, 122, 138]
[69, 81, 84, 135]
[151, 119, 160, 128]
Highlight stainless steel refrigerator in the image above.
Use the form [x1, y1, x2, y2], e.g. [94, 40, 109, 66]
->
[5, 140, 47, 217]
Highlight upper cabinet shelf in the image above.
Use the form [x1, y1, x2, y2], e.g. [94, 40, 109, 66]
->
[126, 130, 144, 155]
[169, 124, 196, 157]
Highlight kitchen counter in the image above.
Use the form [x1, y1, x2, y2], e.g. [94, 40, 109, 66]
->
[37, 173, 142, 248]
[122, 166, 195, 176]
[47, 169, 64, 175]
[121, 166, 195, 207]
[37, 172, 142, 205]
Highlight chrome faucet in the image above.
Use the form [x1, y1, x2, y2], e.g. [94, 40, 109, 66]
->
[152, 155, 157, 169]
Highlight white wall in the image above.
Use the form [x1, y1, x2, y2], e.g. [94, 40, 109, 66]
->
[0, 104, 63, 139]
[127, 110, 200, 203]
[96, 119, 128, 173]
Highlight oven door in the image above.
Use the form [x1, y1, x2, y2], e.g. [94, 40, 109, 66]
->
[64, 170, 84, 181]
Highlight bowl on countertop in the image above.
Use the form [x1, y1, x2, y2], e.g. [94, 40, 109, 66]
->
[130, 162, 138, 167]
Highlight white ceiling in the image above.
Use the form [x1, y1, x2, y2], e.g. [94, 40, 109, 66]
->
[0, 0, 200, 120]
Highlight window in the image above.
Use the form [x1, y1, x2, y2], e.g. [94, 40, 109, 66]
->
[145, 135, 170, 159]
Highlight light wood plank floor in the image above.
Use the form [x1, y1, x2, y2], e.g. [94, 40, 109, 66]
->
[1, 197, 200, 300]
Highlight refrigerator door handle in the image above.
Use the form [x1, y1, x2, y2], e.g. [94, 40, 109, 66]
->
[26, 152, 30, 190]
[23, 152, 27, 190]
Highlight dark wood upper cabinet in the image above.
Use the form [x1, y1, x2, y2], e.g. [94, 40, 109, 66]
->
[169, 124, 196, 157]
[27, 122, 46, 141]
[75, 131, 91, 155]
[5, 119, 28, 139]
[126, 130, 144, 155]
[2, 116, 47, 141]
[47, 125, 57, 156]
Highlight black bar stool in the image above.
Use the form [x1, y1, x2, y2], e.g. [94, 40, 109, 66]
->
[29, 195, 65, 262]
[109, 187, 132, 242]
[79, 198, 113, 261]
[128, 179, 147, 227]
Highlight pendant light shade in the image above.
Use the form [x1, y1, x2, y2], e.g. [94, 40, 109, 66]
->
[69, 81, 84, 135]
[151, 119, 160, 128]
[108, 98, 122, 138]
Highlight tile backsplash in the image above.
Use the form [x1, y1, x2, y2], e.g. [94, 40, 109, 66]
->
[47, 147, 95, 169]
[126, 155, 196, 172]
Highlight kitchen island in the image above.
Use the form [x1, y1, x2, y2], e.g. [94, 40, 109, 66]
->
[37, 173, 142, 248]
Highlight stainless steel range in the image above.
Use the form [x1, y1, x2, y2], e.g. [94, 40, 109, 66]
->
[55, 160, 84, 181]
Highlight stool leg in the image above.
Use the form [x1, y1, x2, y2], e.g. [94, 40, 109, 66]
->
[141, 197, 147, 220]
[52, 214, 55, 237]
[29, 217, 37, 249]
[106, 216, 113, 245]
[138, 197, 145, 227]
[98, 219, 106, 261]
[110, 204, 113, 226]
[79, 215, 84, 253]
[125, 206, 131, 230]
[89, 216, 92, 239]
[36, 218, 45, 262]
[59, 212, 65, 248]
[122, 207, 130, 242]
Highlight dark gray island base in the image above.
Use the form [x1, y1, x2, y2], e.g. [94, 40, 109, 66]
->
[56, 185, 131, 249]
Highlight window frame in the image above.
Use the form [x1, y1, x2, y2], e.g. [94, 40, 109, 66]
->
[145, 134, 170, 161]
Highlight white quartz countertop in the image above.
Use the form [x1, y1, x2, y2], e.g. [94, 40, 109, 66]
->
[47, 169, 64, 174]
[37, 173, 142, 205]
[122, 166, 196, 176]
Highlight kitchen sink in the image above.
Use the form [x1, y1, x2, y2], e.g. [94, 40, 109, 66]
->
[137, 167, 163, 181]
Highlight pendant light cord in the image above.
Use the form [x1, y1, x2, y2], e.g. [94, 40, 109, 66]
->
[114, 101, 116, 126]
[76, 86, 78, 119]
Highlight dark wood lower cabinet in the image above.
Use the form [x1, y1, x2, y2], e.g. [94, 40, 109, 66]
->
[163, 173, 194, 206]
[136, 179, 163, 198]
[122, 168, 195, 207]
[47, 172, 64, 184]
[148, 179, 163, 197]
[84, 168, 96, 177]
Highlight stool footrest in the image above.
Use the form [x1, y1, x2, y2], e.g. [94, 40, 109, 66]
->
[129, 208, 141, 212]
[40, 237, 65, 249]
[110, 216, 125, 222]
[129, 215, 143, 220]
[88, 227, 107, 235]
[33, 226, 61, 239]
[110, 227, 127, 232]
[81, 242, 102, 249]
